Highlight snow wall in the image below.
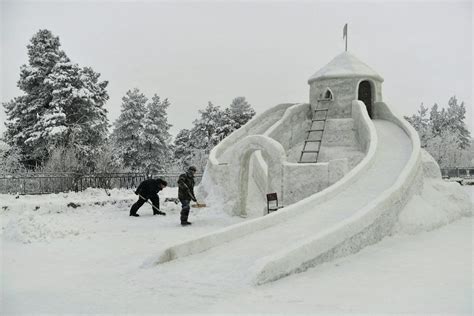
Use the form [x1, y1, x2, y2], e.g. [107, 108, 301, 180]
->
[198, 102, 364, 217]
[156, 100, 375, 264]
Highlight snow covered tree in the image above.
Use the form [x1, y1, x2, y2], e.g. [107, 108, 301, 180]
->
[427, 98, 470, 148]
[444, 96, 470, 149]
[140, 95, 172, 174]
[3, 97, 31, 159]
[2, 29, 109, 168]
[111, 89, 148, 171]
[405, 96, 472, 167]
[172, 97, 255, 169]
[192, 102, 223, 151]
[214, 97, 256, 141]
[404, 103, 431, 146]
[425, 130, 463, 168]
[214, 108, 236, 142]
[43, 58, 109, 167]
[228, 96, 256, 127]
[173, 129, 193, 168]
[3, 30, 65, 165]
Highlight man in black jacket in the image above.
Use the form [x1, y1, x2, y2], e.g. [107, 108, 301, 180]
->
[177, 166, 197, 226]
[130, 178, 168, 217]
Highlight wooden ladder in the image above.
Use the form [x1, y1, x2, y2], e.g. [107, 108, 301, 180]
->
[298, 107, 329, 163]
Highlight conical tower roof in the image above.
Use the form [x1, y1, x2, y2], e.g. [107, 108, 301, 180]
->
[308, 51, 383, 83]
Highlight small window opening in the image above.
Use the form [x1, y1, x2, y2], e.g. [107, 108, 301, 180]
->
[324, 89, 333, 100]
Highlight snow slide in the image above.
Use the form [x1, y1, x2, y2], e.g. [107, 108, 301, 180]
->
[147, 101, 468, 285]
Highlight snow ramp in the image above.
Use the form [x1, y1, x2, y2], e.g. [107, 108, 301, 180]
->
[149, 101, 426, 284]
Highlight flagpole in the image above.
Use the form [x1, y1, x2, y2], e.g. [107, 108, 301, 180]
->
[343, 23, 348, 52]
[345, 25, 348, 51]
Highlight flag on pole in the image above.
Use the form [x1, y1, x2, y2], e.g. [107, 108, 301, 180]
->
[343, 23, 348, 39]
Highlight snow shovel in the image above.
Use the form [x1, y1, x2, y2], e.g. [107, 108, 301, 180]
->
[182, 183, 206, 208]
[137, 193, 166, 216]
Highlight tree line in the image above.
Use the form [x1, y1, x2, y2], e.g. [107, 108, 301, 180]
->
[404, 96, 473, 168]
[2, 29, 472, 174]
[1, 29, 255, 174]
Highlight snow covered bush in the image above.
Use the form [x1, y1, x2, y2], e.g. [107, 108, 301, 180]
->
[93, 142, 121, 174]
[39, 145, 82, 173]
[0, 141, 25, 173]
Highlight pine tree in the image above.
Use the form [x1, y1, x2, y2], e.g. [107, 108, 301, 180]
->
[140, 95, 172, 173]
[192, 102, 223, 151]
[2, 29, 109, 168]
[111, 89, 148, 170]
[445, 96, 470, 149]
[214, 108, 235, 142]
[404, 103, 431, 147]
[228, 96, 256, 127]
[4, 30, 65, 165]
[214, 97, 256, 141]
[173, 129, 193, 168]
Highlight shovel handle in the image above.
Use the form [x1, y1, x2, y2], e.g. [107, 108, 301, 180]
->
[137, 193, 161, 212]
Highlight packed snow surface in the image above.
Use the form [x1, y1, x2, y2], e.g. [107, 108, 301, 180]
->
[1, 187, 472, 314]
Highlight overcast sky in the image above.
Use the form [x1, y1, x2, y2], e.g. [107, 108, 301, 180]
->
[1, 0, 472, 137]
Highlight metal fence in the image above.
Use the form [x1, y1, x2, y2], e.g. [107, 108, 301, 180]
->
[0, 172, 202, 195]
[440, 168, 474, 179]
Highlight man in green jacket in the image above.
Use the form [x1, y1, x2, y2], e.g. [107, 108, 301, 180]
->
[177, 166, 197, 226]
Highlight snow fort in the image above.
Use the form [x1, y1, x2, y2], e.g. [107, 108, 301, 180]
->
[155, 51, 472, 284]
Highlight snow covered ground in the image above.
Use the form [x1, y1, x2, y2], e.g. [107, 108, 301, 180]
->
[1, 186, 472, 314]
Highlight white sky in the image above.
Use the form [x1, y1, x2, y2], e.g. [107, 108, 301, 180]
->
[1, 0, 472, 137]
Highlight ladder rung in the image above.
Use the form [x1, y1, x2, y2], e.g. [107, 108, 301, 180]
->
[302, 150, 319, 153]
[298, 161, 317, 163]
[312, 119, 326, 122]
[305, 140, 321, 143]
[315, 108, 329, 111]
[307, 129, 324, 132]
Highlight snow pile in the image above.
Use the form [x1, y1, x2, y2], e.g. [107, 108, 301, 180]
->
[0, 188, 136, 215]
[1, 187, 184, 244]
[395, 180, 473, 234]
[4, 211, 80, 244]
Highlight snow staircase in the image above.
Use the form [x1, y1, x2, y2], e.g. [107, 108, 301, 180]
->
[298, 107, 328, 163]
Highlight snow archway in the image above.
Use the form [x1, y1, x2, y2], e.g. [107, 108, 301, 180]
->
[238, 150, 269, 217]
[228, 135, 286, 217]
